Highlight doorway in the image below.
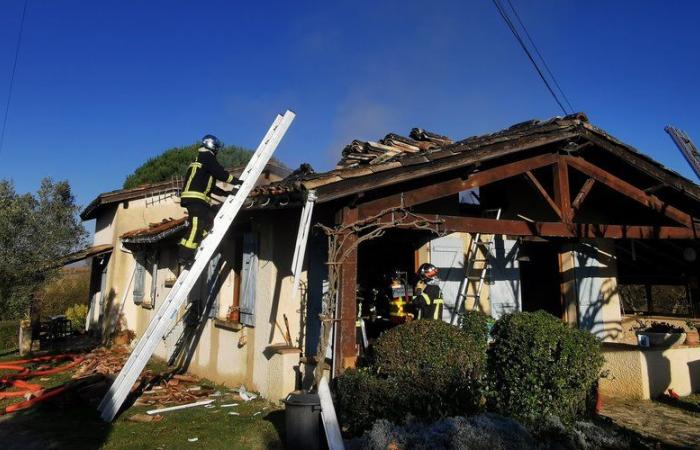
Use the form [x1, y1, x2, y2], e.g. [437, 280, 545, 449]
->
[519, 240, 563, 318]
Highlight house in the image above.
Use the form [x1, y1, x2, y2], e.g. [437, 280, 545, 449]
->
[80, 113, 700, 402]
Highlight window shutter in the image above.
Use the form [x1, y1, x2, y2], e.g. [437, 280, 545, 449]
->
[148, 250, 159, 307]
[239, 232, 258, 327]
[207, 252, 222, 319]
[133, 251, 146, 305]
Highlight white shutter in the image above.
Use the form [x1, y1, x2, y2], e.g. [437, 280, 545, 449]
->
[430, 235, 465, 322]
[133, 251, 146, 305]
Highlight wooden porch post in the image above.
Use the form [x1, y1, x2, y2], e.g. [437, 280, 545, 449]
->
[335, 207, 358, 375]
[558, 244, 579, 326]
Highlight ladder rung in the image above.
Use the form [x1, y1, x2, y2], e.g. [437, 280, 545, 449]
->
[469, 258, 489, 263]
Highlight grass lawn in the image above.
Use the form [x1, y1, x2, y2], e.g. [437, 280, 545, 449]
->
[0, 351, 286, 450]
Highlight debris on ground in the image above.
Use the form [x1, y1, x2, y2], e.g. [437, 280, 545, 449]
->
[72, 347, 130, 378]
[147, 399, 214, 415]
[127, 413, 163, 423]
[236, 385, 258, 402]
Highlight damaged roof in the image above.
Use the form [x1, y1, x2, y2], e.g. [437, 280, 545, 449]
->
[81, 161, 290, 220]
[63, 244, 113, 265]
[120, 217, 188, 244]
[247, 112, 700, 207]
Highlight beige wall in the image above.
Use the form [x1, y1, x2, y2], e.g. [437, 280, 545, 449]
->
[600, 345, 700, 399]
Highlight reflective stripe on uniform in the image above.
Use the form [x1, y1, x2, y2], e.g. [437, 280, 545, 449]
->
[180, 216, 199, 249]
[226, 174, 234, 183]
[180, 191, 211, 203]
[433, 298, 444, 320]
[204, 175, 213, 197]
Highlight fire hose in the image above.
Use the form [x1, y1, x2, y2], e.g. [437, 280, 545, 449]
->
[0, 354, 84, 414]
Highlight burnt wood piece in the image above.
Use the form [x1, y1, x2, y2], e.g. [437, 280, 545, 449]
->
[553, 158, 573, 223]
[572, 178, 596, 213]
[564, 156, 696, 228]
[316, 131, 579, 204]
[356, 153, 559, 219]
[372, 213, 699, 239]
[524, 170, 562, 219]
[336, 207, 358, 375]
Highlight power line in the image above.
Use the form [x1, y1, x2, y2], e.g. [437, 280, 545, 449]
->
[491, 0, 570, 115]
[0, 0, 30, 157]
[505, 0, 574, 113]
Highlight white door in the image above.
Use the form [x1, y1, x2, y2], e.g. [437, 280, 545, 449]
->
[430, 235, 465, 322]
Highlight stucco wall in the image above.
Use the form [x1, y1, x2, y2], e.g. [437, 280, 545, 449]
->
[601, 344, 700, 399]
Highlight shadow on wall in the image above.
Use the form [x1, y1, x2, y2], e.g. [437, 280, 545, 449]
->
[691, 360, 700, 393]
[486, 236, 521, 318]
[642, 349, 672, 398]
[572, 244, 622, 342]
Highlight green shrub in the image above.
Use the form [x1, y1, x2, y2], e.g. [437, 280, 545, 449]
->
[0, 320, 19, 350]
[459, 310, 492, 351]
[65, 304, 88, 331]
[335, 368, 399, 435]
[336, 320, 486, 434]
[487, 311, 604, 424]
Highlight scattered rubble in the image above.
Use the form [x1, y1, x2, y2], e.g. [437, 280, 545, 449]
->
[72, 347, 130, 378]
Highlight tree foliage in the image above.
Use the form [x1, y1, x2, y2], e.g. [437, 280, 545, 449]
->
[0, 178, 87, 320]
[123, 143, 255, 189]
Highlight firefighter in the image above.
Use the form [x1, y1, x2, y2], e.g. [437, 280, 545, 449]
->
[388, 271, 414, 325]
[413, 263, 444, 320]
[178, 134, 241, 265]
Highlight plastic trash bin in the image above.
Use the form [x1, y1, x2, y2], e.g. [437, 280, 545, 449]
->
[283, 391, 322, 450]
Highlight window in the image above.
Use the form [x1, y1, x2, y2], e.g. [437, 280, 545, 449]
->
[619, 283, 692, 316]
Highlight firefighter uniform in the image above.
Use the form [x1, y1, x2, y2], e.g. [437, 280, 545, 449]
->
[413, 282, 444, 320]
[178, 147, 239, 263]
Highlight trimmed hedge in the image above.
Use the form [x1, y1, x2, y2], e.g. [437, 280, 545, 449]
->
[336, 320, 486, 434]
[487, 311, 604, 424]
[0, 320, 19, 351]
[459, 310, 491, 351]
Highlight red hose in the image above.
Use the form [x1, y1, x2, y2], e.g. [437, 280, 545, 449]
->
[0, 354, 83, 412]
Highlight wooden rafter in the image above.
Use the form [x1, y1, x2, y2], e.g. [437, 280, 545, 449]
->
[523, 170, 562, 219]
[564, 156, 695, 228]
[572, 178, 596, 212]
[372, 212, 698, 239]
[552, 158, 573, 223]
[357, 153, 558, 219]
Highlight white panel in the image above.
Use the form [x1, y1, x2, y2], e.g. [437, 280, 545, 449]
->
[487, 236, 521, 319]
[430, 234, 465, 322]
[574, 243, 610, 339]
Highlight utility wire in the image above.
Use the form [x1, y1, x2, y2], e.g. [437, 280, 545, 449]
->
[491, 0, 569, 115]
[0, 0, 30, 157]
[505, 0, 574, 113]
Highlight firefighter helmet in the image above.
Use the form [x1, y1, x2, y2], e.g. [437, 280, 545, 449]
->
[418, 263, 439, 281]
[201, 134, 223, 153]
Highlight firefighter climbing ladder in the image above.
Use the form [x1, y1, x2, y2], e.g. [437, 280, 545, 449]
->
[98, 111, 295, 422]
[451, 208, 501, 324]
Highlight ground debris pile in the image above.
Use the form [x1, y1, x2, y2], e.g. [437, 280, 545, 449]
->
[71, 346, 130, 378]
[134, 374, 216, 407]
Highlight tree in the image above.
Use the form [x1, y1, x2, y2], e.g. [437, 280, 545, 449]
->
[0, 178, 87, 320]
[123, 143, 255, 189]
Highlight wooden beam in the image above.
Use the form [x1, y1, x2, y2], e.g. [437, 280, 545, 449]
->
[572, 178, 596, 212]
[357, 153, 558, 219]
[335, 207, 358, 375]
[552, 158, 573, 223]
[524, 170, 562, 219]
[564, 156, 696, 228]
[373, 213, 698, 239]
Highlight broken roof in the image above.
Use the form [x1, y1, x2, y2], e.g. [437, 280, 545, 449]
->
[120, 217, 188, 244]
[81, 161, 290, 220]
[247, 112, 700, 207]
[62, 244, 113, 265]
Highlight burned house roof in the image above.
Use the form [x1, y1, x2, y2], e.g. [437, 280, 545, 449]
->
[81, 161, 290, 220]
[120, 217, 188, 244]
[62, 244, 113, 265]
[246, 112, 700, 208]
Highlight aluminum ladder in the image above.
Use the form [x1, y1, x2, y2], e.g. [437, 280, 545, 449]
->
[451, 208, 501, 324]
[98, 110, 295, 422]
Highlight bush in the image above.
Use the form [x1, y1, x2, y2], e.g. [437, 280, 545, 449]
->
[335, 368, 398, 435]
[0, 320, 19, 350]
[38, 267, 90, 320]
[487, 311, 604, 424]
[459, 310, 492, 351]
[65, 304, 88, 331]
[336, 320, 486, 434]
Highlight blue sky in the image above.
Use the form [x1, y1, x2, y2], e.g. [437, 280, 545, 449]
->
[0, 1, 699, 212]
